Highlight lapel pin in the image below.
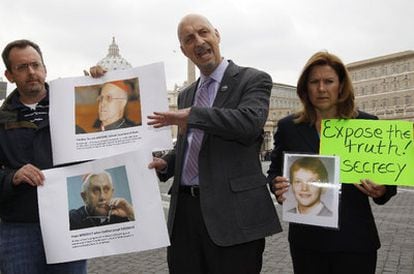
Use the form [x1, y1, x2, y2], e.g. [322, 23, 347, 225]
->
[220, 85, 228, 92]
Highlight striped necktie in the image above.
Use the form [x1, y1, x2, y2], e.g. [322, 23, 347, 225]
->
[181, 78, 214, 185]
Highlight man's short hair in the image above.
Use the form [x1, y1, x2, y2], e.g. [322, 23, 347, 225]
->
[2, 39, 44, 71]
[289, 157, 329, 183]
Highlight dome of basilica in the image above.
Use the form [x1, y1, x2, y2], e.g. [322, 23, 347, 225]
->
[97, 37, 132, 71]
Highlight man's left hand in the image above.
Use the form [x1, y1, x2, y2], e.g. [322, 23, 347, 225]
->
[86, 65, 107, 78]
[147, 108, 191, 135]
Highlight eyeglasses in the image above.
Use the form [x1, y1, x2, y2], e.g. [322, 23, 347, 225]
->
[96, 95, 127, 103]
[13, 61, 43, 72]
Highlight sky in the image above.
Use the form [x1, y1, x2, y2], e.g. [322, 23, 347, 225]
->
[1, 0, 413, 92]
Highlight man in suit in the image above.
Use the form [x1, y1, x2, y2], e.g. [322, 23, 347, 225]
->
[147, 14, 282, 273]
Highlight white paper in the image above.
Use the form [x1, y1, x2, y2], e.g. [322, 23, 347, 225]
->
[49, 62, 172, 165]
[38, 150, 170, 263]
[282, 153, 340, 229]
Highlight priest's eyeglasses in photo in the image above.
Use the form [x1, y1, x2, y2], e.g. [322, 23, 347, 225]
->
[96, 95, 128, 103]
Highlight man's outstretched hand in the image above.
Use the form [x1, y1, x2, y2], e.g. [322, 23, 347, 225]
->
[147, 108, 191, 135]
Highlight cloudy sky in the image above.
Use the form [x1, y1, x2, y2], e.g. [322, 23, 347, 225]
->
[1, 0, 413, 92]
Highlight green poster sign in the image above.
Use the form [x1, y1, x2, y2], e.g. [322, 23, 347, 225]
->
[320, 119, 414, 186]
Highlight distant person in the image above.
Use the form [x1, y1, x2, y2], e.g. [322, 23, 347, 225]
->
[93, 80, 137, 131]
[288, 157, 332, 216]
[267, 51, 397, 274]
[0, 39, 86, 273]
[69, 172, 135, 230]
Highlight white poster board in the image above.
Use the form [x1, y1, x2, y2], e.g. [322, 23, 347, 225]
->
[282, 153, 340, 229]
[38, 149, 169, 263]
[49, 62, 172, 165]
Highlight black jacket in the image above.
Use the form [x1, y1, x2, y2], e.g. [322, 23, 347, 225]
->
[0, 87, 52, 223]
[92, 117, 137, 131]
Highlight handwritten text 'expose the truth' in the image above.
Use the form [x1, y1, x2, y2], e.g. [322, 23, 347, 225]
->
[321, 119, 412, 183]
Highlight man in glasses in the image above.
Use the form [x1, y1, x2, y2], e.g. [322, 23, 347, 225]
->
[93, 80, 137, 131]
[0, 39, 87, 273]
[69, 171, 135, 230]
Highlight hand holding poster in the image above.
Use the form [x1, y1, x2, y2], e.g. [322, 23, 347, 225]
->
[38, 149, 169, 263]
[320, 119, 414, 186]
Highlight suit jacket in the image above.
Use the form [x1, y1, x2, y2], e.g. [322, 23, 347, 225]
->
[267, 112, 397, 252]
[159, 61, 282, 246]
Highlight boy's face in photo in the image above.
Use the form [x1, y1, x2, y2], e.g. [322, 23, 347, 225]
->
[291, 168, 323, 212]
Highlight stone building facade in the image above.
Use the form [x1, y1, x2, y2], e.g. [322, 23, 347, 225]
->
[167, 85, 180, 141]
[348, 50, 414, 121]
[263, 82, 299, 152]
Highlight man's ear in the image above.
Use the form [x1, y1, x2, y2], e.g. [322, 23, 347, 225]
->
[215, 28, 221, 43]
[5, 70, 14, 83]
